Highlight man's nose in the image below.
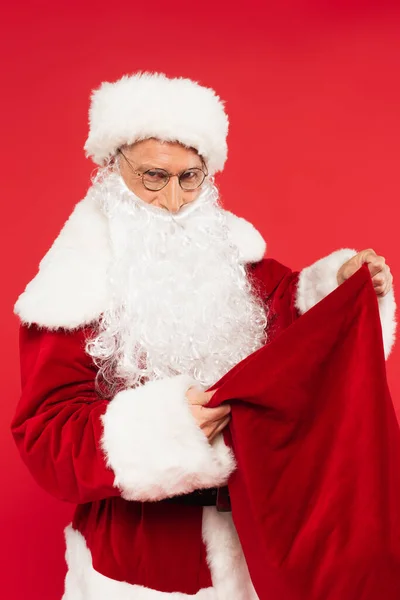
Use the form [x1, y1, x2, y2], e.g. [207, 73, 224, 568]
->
[159, 176, 184, 213]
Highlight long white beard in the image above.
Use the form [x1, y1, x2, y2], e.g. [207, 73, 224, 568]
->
[86, 170, 268, 392]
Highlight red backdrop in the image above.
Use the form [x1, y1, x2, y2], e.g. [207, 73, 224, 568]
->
[1, 1, 399, 598]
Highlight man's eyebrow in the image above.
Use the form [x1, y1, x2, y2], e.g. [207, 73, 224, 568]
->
[131, 161, 153, 171]
[137, 162, 203, 171]
[137, 162, 156, 169]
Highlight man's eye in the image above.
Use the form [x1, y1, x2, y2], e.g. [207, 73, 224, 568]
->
[180, 170, 196, 180]
[146, 170, 165, 180]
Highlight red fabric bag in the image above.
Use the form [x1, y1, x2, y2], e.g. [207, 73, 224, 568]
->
[208, 263, 400, 600]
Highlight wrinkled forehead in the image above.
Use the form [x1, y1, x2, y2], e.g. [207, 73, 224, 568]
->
[120, 138, 205, 169]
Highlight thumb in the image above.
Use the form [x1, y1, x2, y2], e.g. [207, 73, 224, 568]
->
[358, 249, 382, 277]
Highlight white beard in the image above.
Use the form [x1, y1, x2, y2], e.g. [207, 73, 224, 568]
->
[86, 170, 268, 392]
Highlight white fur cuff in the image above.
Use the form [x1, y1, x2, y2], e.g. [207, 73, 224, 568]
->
[100, 375, 236, 501]
[295, 248, 359, 314]
[377, 286, 397, 359]
[295, 248, 397, 359]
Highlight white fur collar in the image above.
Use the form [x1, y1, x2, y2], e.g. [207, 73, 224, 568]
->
[14, 194, 267, 330]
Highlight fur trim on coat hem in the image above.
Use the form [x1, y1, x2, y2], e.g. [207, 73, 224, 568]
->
[62, 525, 213, 599]
[61, 508, 259, 600]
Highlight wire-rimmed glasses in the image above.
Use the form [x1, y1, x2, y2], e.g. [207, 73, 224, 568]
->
[118, 149, 207, 191]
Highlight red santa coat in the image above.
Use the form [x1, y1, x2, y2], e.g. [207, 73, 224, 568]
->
[11, 194, 397, 599]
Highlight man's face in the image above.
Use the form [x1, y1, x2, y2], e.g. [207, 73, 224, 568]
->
[118, 138, 205, 214]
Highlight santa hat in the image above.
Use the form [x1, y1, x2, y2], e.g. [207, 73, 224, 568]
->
[84, 72, 229, 175]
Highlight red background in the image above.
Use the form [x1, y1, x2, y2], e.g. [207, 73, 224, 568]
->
[1, 1, 399, 598]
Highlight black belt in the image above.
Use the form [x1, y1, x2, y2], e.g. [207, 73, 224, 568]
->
[163, 486, 231, 511]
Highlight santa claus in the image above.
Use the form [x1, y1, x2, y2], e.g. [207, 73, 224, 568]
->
[11, 72, 396, 599]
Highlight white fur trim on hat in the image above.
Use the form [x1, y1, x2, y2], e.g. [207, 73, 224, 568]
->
[84, 72, 229, 175]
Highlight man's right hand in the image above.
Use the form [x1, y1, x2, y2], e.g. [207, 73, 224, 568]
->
[186, 386, 231, 443]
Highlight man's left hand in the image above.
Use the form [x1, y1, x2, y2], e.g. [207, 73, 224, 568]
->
[337, 248, 393, 298]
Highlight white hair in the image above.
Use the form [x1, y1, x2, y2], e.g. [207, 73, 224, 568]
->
[86, 164, 268, 393]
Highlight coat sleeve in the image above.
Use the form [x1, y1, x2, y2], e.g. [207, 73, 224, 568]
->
[252, 252, 397, 358]
[247, 258, 302, 343]
[11, 324, 235, 504]
[294, 248, 397, 359]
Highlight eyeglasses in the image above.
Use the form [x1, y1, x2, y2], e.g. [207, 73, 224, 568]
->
[118, 149, 208, 191]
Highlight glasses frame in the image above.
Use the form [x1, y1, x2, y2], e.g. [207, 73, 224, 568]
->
[118, 149, 208, 191]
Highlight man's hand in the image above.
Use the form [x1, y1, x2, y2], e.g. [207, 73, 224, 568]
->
[337, 248, 393, 297]
[186, 386, 231, 443]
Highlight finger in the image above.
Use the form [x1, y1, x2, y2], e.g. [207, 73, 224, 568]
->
[360, 248, 377, 262]
[365, 256, 386, 278]
[374, 279, 389, 297]
[212, 415, 231, 433]
[372, 264, 390, 287]
[213, 417, 231, 437]
[200, 404, 231, 422]
[372, 269, 387, 288]
[188, 386, 222, 404]
[185, 385, 203, 401]
[388, 270, 394, 292]
[209, 415, 231, 442]
[186, 386, 211, 406]
[377, 273, 393, 297]
[208, 404, 231, 421]
[376, 286, 388, 297]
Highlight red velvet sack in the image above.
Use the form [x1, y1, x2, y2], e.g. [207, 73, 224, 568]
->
[208, 263, 400, 600]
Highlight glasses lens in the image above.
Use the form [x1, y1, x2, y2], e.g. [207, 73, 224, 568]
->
[143, 169, 169, 190]
[179, 169, 205, 190]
